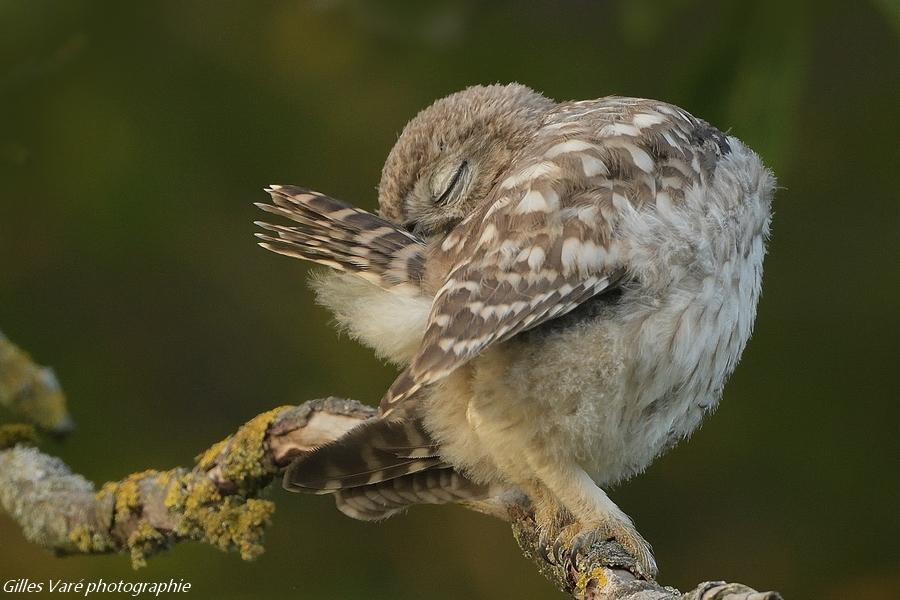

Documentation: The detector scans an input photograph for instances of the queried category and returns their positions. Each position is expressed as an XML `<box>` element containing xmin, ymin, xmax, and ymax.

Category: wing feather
<box><xmin>381</xmin><ymin>181</ymin><xmax>625</xmax><ymax>412</ymax></box>
<box><xmin>255</xmin><ymin>186</ymin><xmax>427</xmax><ymax>293</ymax></box>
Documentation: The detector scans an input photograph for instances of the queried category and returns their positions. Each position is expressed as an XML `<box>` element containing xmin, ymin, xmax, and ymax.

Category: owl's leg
<box><xmin>526</xmin><ymin>457</ymin><xmax>657</xmax><ymax>579</ymax></box>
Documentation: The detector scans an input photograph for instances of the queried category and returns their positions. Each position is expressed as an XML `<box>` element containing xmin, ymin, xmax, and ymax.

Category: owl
<box><xmin>255</xmin><ymin>84</ymin><xmax>774</xmax><ymax>578</ymax></box>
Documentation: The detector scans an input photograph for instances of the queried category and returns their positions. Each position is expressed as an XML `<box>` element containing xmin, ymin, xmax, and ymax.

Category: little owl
<box><xmin>255</xmin><ymin>83</ymin><xmax>774</xmax><ymax>578</ymax></box>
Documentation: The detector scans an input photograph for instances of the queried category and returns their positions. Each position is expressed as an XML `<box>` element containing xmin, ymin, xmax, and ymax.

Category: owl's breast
<box><xmin>312</xmin><ymin>271</ymin><xmax>431</xmax><ymax>366</ymax></box>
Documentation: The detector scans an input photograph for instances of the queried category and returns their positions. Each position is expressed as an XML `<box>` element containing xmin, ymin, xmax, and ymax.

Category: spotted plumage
<box><xmin>257</xmin><ymin>84</ymin><xmax>774</xmax><ymax>578</ymax></box>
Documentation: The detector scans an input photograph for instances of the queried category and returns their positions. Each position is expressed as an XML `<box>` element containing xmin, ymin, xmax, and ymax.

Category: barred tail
<box><xmin>283</xmin><ymin>416</ymin><xmax>444</xmax><ymax>493</ymax></box>
<box><xmin>333</xmin><ymin>468</ymin><xmax>492</xmax><ymax>521</ymax></box>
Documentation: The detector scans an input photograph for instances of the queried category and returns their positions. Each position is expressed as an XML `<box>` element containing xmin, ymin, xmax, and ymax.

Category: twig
<box><xmin>0</xmin><ymin>330</ymin><xmax>73</xmax><ymax>435</ymax></box>
<box><xmin>0</xmin><ymin>332</ymin><xmax>782</xmax><ymax>599</ymax></box>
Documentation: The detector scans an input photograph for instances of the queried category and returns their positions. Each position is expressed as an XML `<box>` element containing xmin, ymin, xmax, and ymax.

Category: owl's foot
<box><xmin>534</xmin><ymin>503</ymin><xmax>574</xmax><ymax>565</ymax></box>
<box><xmin>557</xmin><ymin>519</ymin><xmax>657</xmax><ymax>580</ymax></box>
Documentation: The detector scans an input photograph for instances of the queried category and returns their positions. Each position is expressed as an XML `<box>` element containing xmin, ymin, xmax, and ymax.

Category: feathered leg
<box><xmin>526</xmin><ymin>453</ymin><xmax>658</xmax><ymax>578</ymax></box>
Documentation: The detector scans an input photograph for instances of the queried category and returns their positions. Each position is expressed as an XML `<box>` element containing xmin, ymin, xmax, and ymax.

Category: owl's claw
<box><xmin>567</xmin><ymin>529</ymin><xmax>594</xmax><ymax>566</ymax></box>
<box><xmin>552</xmin><ymin>535</ymin><xmax>569</xmax><ymax>566</ymax></box>
<box><xmin>536</xmin><ymin>528</ymin><xmax>577</xmax><ymax>567</ymax></box>
<box><xmin>537</xmin><ymin>531</ymin><xmax>556</xmax><ymax>565</ymax></box>
<box><xmin>560</xmin><ymin>522</ymin><xmax>658</xmax><ymax>580</ymax></box>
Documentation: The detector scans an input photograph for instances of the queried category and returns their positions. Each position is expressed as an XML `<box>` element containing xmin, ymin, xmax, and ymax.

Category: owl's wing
<box><xmin>381</xmin><ymin>100</ymin><xmax>730</xmax><ymax>413</ymax></box>
<box><xmin>380</xmin><ymin>167</ymin><xmax>626</xmax><ymax>413</ymax></box>
<box><xmin>255</xmin><ymin>185</ymin><xmax>427</xmax><ymax>294</ymax></box>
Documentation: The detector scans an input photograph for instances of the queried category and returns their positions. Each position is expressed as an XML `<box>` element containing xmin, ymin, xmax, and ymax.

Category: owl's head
<box><xmin>378</xmin><ymin>83</ymin><xmax>554</xmax><ymax>238</ymax></box>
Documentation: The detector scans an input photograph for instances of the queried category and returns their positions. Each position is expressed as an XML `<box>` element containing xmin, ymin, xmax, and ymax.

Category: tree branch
<box><xmin>0</xmin><ymin>333</ymin><xmax>782</xmax><ymax>599</ymax></box>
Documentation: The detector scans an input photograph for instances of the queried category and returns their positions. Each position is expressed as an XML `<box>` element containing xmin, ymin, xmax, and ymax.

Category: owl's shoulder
<box><xmin>465</xmin><ymin>96</ymin><xmax>732</xmax><ymax>219</ymax></box>
<box><xmin>545</xmin><ymin>97</ymin><xmax>725</xmax><ymax>142</ymax></box>
<box><xmin>533</xmin><ymin>97</ymin><xmax>730</xmax><ymax>177</ymax></box>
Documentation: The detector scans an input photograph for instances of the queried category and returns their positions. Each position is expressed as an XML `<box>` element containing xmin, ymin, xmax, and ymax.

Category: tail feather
<box><xmin>283</xmin><ymin>417</ymin><xmax>444</xmax><ymax>493</ymax></box>
<box><xmin>255</xmin><ymin>186</ymin><xmax>427</xmax><ymax>292</ymax></box>
<box><xmin>333</xmin><ymin>468</ymin><xmax>492</xmax><ymax>521</ymax></box>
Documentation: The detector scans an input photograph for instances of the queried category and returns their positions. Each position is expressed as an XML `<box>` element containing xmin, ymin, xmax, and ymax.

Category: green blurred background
<box><xmin>2</xmin><ymin>1</ymin><xmax>898</xmax><ymax>598</ymax></box>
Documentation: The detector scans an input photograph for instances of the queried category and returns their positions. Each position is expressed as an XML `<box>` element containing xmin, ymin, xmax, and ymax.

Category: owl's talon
<box><xmin>537</xmin><ymin>531</ymin><xmax>556</xmax><ymax>566</ymax></box>
<box><xmin>557</xmin><ymin>521</ymin><xmax>658</xmax><ymax>580</ymax></box>
<box><xmin>552</xmin><ymin>535</ymin><xmax>569</xmax><ymax>566</ymax></box>
<box><xmin>566</xmin><ymin>529</ymin><xmax>598</xmax><ymax>568</ymax></box>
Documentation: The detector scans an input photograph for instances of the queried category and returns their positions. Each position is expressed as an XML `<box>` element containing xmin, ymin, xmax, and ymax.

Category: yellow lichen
<box><xmin>0</xmin><ymin>423</ymin><xmax>38</xmax><ymax>449</ymax></box>
<box><xmin>68</xmin><ymin>525</ymin><xmax>115</xmax><ymax>554</ymax></box>
<box><xmin>96</xmin><ymin>481</ymin><xmax>118</xmax><ymax>504</ymax></box>
<box><xmin>127</xmin><ymin>520</ymin><xmax>165</xmax><ymax>569</ymax></box>
<box><xmin>196</xmin><ymin>406</ymin><xmax>289</xmax><ymax>491</ymax></box>
<box><xmin>166</xmin><ymin>474</ymin><xmax>275</xmax><ymax>561</ymax></box>
<box><xmin>89</xmin><ymin>471</ymin><xmax>175</xmax><ymax>567</ymax></box>
<box><xmin>112</xmin><ymin>470</ymin><xmax>159</xmax><ymax>523</ymax></box>
<box><xmin>576</xmin><ymin>567</ymin><xmax>608</xmax><ymax>593</ymax></box>
<box><xmin>68</xmin><ymin>525</ymin><xmax>94</xmax><ymax>553</ymax></box>
<box><xmin>154</xmin><ymin>470</ymin><xmax>172</xmax><ymax>490</ymax></box>
<box><xmin>196</xmin><ymin>437</ymin><xmax>229</xmax><ymax>471</ymax></box>
<box><xmin>163</xmin><ymin>472</ymin><xmax>192</xmax><ymax>510</ymax></box>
